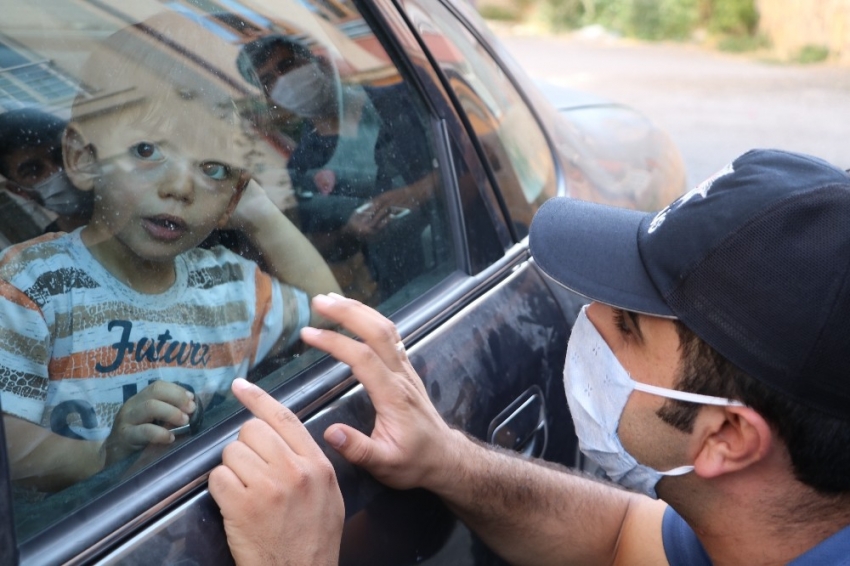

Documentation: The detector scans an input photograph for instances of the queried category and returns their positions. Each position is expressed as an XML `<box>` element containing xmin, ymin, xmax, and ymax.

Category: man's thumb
<box><xmin>324</xmin><ymin>424</ymin><xmax>373</xmax><ymax>466</ymax></box>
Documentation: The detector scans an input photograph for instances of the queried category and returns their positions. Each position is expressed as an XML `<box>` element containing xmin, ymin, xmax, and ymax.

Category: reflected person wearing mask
<box><xmin>0</xmin><ymin>108</ymin><xmax>92</xmax><ymax>248</ymax></box>
<box><xmin>237</xmin><ymin>36</ymin><xmax>438</xmax><ymax>301</ymax></box>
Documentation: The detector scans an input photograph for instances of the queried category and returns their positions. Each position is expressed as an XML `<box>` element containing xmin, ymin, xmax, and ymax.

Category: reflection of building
<box><xmin>1</xmin><ymin>0</ymin><xmax>399</xmax><ymax>115</ymax></box>
<box><xmin>1</xmin><ymin>0</ymin><xmax>404</xmax><ymax>207</ymax></box>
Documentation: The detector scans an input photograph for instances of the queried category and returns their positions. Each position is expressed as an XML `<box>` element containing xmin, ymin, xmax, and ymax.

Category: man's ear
<box><xmin>692</xmin><ymin>406</ymin><xmax>773</xmax><ymax>479</ymax></box>
<box><xmin>62</xmin><ymin>125</ymin><xmax>98</xmax><ymax>191</ymax></box>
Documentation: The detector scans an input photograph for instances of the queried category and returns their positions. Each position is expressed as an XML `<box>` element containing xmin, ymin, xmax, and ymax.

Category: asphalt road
<box><xmin>494</xmin><ymin>27</ymin><xmax>850</xmax><ymax>187</ymax></box>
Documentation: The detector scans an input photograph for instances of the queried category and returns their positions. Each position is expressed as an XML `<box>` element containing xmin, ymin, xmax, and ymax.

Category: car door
<box><xmin>0</xmin><ymin>0</ymin><xmax>580</xmax><ymax>564</ymax></box>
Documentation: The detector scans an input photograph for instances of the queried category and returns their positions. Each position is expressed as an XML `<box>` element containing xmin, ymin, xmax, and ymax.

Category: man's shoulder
<box><xmin>364</xmin><ymin>83</ymin><xmax>418</xmax><ymax>119</ymax></box>
<box><xmin>661</xmin><ymin>506</ymin><xmax>711</xmax><ymax>566</ymax></box>
<box><xmin>364</xmin><ymin>82</ymin><xmax>410</xmax><ymax>103</ymax></box>
<box><xmin>789</xmin><ymin>522</ymin><xmax>850</xmax><ymax>565</ymax></box>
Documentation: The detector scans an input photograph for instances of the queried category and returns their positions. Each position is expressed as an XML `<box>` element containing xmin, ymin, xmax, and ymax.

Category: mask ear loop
<box><xmin>629</xmin><ymin>381</ymin><xmax>744</xmax><ymax>478</ymax></box>
<box><xmin>658</xmin><ymin>464</ymin><xmax>695</xmax><ymax>477</ymax></box>
<box><xmin>631</xmin><ymin>380</ymin><xmax>746</xmax><ymax>407</ymax></box>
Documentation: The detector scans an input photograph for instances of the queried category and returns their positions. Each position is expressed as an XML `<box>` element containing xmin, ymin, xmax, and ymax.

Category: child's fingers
<box><xmin>119</xmin><ymin>422</ymin><xmax>175</xmax><ymax>448</ymax></box>
<box><xmin>121</xmin><ymin>398</ymin><xmax>190</xmax><ymax>428</ymax></box>
<box><xmin>138</xmin><ymin>380</ymin><xmax>196</xmax><ymax>413</ymax></box>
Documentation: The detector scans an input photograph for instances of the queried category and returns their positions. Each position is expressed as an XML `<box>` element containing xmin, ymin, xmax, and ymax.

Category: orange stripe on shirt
<box><xmin>48</xmin><ymin>337</ymin><xmax>254</xmax><ymax>379</ymax></box>
<box><xmin>0</xmin><ymin>232</ymin><xmax>64</xmax><ymax>268</ymax></box>
<box><xmin>249</xmin><ymin>267</ymin><xmax>274</xmax><ymax>367</ymax></box>
<box><xmin>0</xmin><ymin>279</ymin><xmax>40</xmax><ymax>312</ymax></box>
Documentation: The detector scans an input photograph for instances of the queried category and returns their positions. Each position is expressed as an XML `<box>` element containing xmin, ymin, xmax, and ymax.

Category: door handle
<box><xmin>487</xmin><ymin>386</ymin><xmax>548</xmax><ymax>458</ymax></box>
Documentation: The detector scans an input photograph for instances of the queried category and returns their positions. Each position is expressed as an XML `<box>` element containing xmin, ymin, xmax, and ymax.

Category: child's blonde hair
<box><xmin>70</xmin><ymin>12</ymin><xmax>253</xmax><ymax>170</ymax></box>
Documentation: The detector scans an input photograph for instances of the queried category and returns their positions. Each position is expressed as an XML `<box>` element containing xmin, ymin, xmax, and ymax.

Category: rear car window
<box><xmin>0</xmin><ymin>0</ymin><xmax>455</xmax><ymax>540</ymax></box>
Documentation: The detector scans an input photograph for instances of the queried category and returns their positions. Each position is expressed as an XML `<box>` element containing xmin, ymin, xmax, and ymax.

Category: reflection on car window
<box><xmin>236</xmin><ymin>33</ymin><xmax>443</xmax><ymax>302</ymax></box>
<box><xmin>0</xmin><ymin>0</ymin><xmax>453</xmax><ymax>540</ymax></box>
<box><xmin>406</xmin><ymin>0</ymin><xmax>556</xmax><ymax>237</ymax></box>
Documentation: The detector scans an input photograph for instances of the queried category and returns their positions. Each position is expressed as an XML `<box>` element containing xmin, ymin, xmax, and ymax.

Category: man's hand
<box><xmin>342</xmin><ymin>202</ymin><xmax>391</xmax><ymax>240</ymax></box>
<box><xmin>209</xmin><ymin>378</ymin><xmax>344</xmax><ymax>566</ymax></box>
<box><xmin>366</xmin><ymin>171</ymin><xmax>437</xmax><ymax>221</ymax></box>
<box><xmin>300</xmin><ymin>293</ymin><xmax>461</xmax><ymax>492</ymax></box>
<box><xmin>103</xmin><ymin>381</ymin><xmax>196</xmax><ymax>464</ymax></box>
<box><xmin>313</xmin><ymin>169</ymin><xmax>336</xmax><ymax>195</ymax></box>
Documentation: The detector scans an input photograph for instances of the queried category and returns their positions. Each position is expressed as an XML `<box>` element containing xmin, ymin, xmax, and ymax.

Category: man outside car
<box><xmin>210</xmin><ymin>148</ymin><xmax>850</xmax><ymax>565</ymax></box>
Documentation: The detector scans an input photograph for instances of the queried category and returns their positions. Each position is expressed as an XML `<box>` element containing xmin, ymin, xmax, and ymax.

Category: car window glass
<box><xmin>0</xmin><ymin>0</ymin><xmax>454</xmax><ymax>540</ymax></box>
<box><xmin>405</xmin><ymin>0</ymin><xmax>556</xmax><ymax>238</ymax></box>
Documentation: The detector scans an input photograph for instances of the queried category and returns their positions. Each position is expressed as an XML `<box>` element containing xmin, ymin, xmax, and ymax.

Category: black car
<box><xmin>0</xmin><ymin>0</ymin><xmax>684</xmax><ymax>563</ymax></box>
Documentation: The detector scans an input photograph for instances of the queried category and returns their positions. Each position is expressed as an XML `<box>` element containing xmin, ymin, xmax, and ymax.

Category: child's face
<box><xmin>71</xmin><ymin>113</ymin><xmax>246</xmax><ymax>265</ymax></box>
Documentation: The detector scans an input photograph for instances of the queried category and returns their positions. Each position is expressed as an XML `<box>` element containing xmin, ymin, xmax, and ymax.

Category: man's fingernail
<box><xmin>301</xmin><ymin>327</ymin><xmax>321</xmax><ymax>339</ymax></box>
<box><xmin>313</xmin><ymin>294</ymin><xmax>334</xmax><ymax>307</ymax></box>
<box><xmin>187</xmin><ymin>401</ymin><xmax>197</xmax><ymax>414</ymax></box>
<box><xmin>327</xmin><ymin>429</ymin><xmax>346</xmax><ymax>448</ymax></box>
<box><xmin>232</xmin><ymin>377</ymin><xmax>250</xmax><ymax>391</ymax></box>
<box><xmin>328</xmin><ymin>292</ymin><xmax>345</xmax><ymax>300</ymax></box>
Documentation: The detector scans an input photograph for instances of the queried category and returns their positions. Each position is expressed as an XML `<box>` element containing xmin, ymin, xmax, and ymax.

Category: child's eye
<box><xmin>130</xmin><ymin>142</ymin><xmax>164</xmax><ymax>161</ymax></box>
<box><xmin>199</xmin><ymin>162</ymin><xmax>231</xmax><ymax>181</ymax></box>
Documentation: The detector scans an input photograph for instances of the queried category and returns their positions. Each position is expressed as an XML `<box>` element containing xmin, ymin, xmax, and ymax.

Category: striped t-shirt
<box><xmin>0</xmin><ymin>229</ymin><xmax>309</xmax><ymax>440</ymax></box>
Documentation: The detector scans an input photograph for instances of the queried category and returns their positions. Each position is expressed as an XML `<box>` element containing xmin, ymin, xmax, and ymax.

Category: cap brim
<box><xmin>529</xmin><ymin>198</ymin><xmax>674</xmax><ymax>318</ymax></box>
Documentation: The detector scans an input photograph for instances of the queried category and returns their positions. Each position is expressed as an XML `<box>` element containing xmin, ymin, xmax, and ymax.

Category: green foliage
<box><xmin>590</xmin><ymin>0</ymin><xmax>700</xmax><ymax>40</ymax></box>
<box><xmin>794</xmin><ymin>44</ymin><xmax>830</xmax><ymax>64</ymax></box>
<box><xmin>708</xmin><ymin>0</ymin><xmax>758</xmax><ymax>36</ymax></box>
<box><xmin>479</xmin><ymin>4</ymin><xmax>523</xmax><ymax>21</ymax></box>
<box><xmin>539</xmin><ymin>0</ymin><xmax>585</xmax><ymax>30</ymax></box>
<box><xmin>523</xmin><ymin>0</ymin><xmax>760</xmax><ymax>42</ymax></box>
<box><xmin>717</xmin><ymin>32</ymin><xmax>769</xmax><ymax>52</ymax></box>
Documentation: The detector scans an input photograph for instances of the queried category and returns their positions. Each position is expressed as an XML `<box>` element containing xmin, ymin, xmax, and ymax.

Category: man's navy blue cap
<box><xmin>530</xmin><ymin>149</ymin><xmax>850</xmax><ymax>420</ymax></box>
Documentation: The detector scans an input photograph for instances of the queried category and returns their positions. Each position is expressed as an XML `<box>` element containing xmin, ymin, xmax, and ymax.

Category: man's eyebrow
<box><xmin>627</xmin><ymin>310</ymin><xmax>644</xmax><ymax>340</ymax></box>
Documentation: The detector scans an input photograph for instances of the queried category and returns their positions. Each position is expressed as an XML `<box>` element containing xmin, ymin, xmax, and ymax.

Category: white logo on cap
<box><xmin>648</xmin><ymin>162</ymin><xmax>734</xmax><ymax>234</ymax></box>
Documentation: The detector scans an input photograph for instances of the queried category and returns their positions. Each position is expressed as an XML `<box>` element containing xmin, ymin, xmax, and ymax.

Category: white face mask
<box><xmin>29</xmin><ymin>172</ymin><xmax>92</xmax><ymax>216</ymax></box>
<box><xmin>269</xmin><ymin>61</ymin><xmax>337</xmax><ymax>118</ymax></box>
<box><xmin>564</xmin><ymin>306</ymin><xmax>743</xmax><ymax>499</ymax></box>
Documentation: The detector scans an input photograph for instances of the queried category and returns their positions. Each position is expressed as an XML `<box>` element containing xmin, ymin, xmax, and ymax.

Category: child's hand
<box><xmin>103</xmin><ymin>381</ymin><xmax>197</xmax><ymax>465</ymax></box>
<box><xmin>225</xmin><ymin>179</ymin><xmax>278</xmax><ymax>233</ymax></box>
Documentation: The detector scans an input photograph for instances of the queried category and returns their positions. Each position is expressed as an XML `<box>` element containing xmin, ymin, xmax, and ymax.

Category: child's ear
<box><xmin>63</xmin><ymin>125</ymin><xmax>98</xmax><ymax>191</ymax></box>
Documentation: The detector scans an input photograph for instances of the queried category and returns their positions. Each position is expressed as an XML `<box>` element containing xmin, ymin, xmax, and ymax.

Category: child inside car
<box><xmin>0</xmin><ymin>14</ymin><xmax>341</xmax><ymax>492</ymax></box>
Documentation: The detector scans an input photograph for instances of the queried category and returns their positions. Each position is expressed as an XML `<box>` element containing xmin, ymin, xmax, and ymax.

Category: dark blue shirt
<box><xmin>662</xmin><ymin>506</ymin><xmax>850</xmax><ymax>565</ymax></box>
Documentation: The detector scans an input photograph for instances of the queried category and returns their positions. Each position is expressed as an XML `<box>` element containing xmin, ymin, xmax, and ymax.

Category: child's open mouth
<box><xmin>143</xmin><ymin>214</ymin><xmax>188</xmax><ymax>241</ymax></box>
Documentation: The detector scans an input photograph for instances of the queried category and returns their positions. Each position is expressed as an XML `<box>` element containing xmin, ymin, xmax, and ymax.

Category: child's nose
<box><xmin>159</xmin><ymin>160</ymin><xmax>195</xmax><ymax>202</ymax></box>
